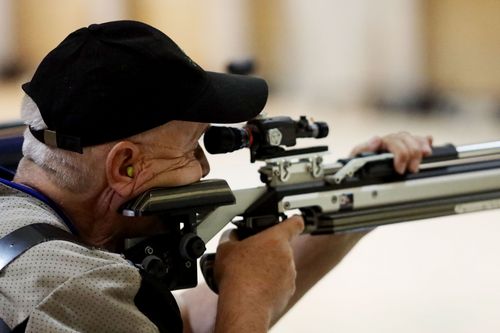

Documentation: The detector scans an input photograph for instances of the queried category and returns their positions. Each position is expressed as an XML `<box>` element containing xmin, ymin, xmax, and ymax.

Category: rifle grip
<box><xmin>200</xmin><ymin>253</ymin><xmax>219</xmax><ymax>294</ymax></box>
<box><xmin>199</xmin><ymin>227</ymin><xmax>264</xmax><ymax>294</ymax></box>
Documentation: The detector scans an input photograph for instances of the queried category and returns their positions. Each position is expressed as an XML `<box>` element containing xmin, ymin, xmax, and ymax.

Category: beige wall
<box><xmin>14</xmin><ymin>0</ymin><xmax>127</xmax><ymax>70</ymax></box>
<box><xmin>129</xmin><ymin>0</ymin><xmax>207</xmax><ymax>65</ymax></box>
<box><xmin>425</xmin><ymin>0</ymin><xmax>500</xmax><ymax>96</ymax></box>
<box><xmin>114</xmin><ymin>1</ymin><xmax>291</xmax><ymax>80</ymax></box>
<box><xmin>0</xmin><ymin>0</ymin><xmax>16</xmax><ymax>65</ymax></box>
<box><xmin>10</xmin><ymin>1</ymin><xmax>500</xmax><ymax>100</ymax></box>
<box><xmin>14</xmin><ymin>0</ymin><xmax>251</xmax><ymax>73</ymax></box>
<box><xmin>247</xmin><ymin>0</ymin><xmax>296</xmax><ymax>86</ymax></box>
<box><xmin>130</xmin><ymin>0</ymin><xmax>252</xmax><ymax>72</ymax></box>
<box><xmin>249</xmin><ymin>0</ymin><xmax>426</xmax><ymax>105</ymax></box>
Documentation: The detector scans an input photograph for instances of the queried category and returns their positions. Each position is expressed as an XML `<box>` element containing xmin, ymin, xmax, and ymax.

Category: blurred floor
<box><xmin>2</xmin><ymin>80</ymin><xmax>500</xmax><ymax>332</ymax></box>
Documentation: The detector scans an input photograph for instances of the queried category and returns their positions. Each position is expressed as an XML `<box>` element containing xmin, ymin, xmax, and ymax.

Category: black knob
<box><xmin>179</xmin><ymin>233</ymin><xmax>207</xmax><ymax>260</ymax></box>
<box><xmin>226</xmin><ymin>59</ymin><xmax>255</xmax><ymax>75</ymax></box>
<box><xmin>141</xmin><ymin>255</ymin><xmax>168</xmax><ymax>278</ymax></box>
<box><xmin>315</xmin><ymin>121</ymin><xmax>329</xmax><ymax>138</ymax></box>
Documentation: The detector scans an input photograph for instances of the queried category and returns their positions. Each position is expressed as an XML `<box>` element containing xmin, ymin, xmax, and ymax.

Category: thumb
<box><xmin>218</xmin><ymin>228</ymin><xmax>239</xmax><ymax>245</ymax></box>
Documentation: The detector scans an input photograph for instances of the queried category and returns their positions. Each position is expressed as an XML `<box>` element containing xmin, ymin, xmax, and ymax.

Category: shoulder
<box><xmin>0</xmin><ymin>181</ymin><xmax>72</xmax><ymax>236</ymax></box>
<box><xmin>0</xmin><ymin>184</ymin><xmax>142</xmax><ymax>328</ymax></box>
<box><xmin>0</xmin><ymin>238</ymin><xmax>140</xmax><ymax>329</ymax></box>
<box><xmin>0</xmin><ymin>182</ymin><xmax>174</xmax><ymax>332</ymax></box>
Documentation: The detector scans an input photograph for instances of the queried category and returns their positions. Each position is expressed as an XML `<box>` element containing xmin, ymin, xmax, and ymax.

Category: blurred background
<box><xmin>1</xmin><ymin>1</ymin><xmax>499</xmax><ymax>332</ymax></box>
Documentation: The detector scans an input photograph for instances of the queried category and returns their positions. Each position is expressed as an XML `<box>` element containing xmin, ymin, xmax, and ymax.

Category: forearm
<box><xmin>180</xmin><ymin>232</ymin><xmax>368</xmax><ymax>331</ymax></box>
<box><xmin>215</xmin><ymin>286</ymin><xmax>271</xmax><ymax>333</ymax></box>
<box><xmin>284</xmin><ymin>231</ymin><xmax>368</xmax><ymax>314</ymax></box>
<box><xmin>179</xmin><ymin>282</ymin><xmax>272</xmax><ymax>333</ymax></box>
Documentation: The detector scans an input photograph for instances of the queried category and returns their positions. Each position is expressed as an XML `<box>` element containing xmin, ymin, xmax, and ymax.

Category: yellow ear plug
<box><xmin>126</xmin><ymin>166</ymin><xmax>134</xmax><ymax>178</ymax></box>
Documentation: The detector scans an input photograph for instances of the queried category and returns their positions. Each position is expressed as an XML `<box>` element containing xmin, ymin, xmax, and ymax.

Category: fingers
<box><xmin>349</xmin><ymin>136</ymin><xmax>382</xmax><ymax>157</ymax></box>
<box><xmin>384</xmin><ymin>132</ymin><xmax>419</xmax><ymax>174</ymax></box>
<box><xmin>213</xmin><ymin>216</ymin><xmax>304</xmax><ymax>319</ymax></box>
<box><xmin>427</xmin><ymin>135</ymin><xmax>434</xmax><ymax>146</ymax></box>
<box><xmin>247</xmin><ymin>215</ymin><xmax>304</xmax><ymax>243</ymax></box>
<box><xmin>381</xmin><ymin>134</ymin><xmax>412</xmax><ymax>174</ymax></box>
<box><xmin>384</xmin><ymin>132</ymin><xmax>433</xmax><ymax>174</ymax></box>
<box><xmin>352</xmin><ymin>132</ymin><xmax>433</xmax><ymax>175</ymax></box>
<box><xmin>219</xmin><ymin>216</ymin><xmax>304</xmax><ymax>246</ymax></box>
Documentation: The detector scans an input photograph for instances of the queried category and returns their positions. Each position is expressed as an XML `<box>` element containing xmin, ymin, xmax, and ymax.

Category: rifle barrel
<box><xmin>457</xmin><ymin>141</ymin><xmax>500</xmax><ymax>159</ymax></box>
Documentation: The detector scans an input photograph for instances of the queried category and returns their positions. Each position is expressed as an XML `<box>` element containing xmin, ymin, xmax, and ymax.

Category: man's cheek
<box><xmin>195</xmin><ymin>147</ymin><xmax>210</xmax><ymax>177</ymax></box>
<box><xmin>164</xmin><ymin>163</ymin><xmax>204</xmax><ymax>187</ymax></box>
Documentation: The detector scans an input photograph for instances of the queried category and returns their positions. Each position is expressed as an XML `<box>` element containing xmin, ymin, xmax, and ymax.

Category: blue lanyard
<box><xmin>0</xmin><ymin>178</ymin><xmax>79</xmax><ymax>235</ymax></box>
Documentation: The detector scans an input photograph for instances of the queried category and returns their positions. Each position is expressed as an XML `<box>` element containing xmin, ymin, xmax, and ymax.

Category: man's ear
<box><xmin>105</xmin><ymin>141</ymin><xmax>141</xmax><ymax>198</ymax></box>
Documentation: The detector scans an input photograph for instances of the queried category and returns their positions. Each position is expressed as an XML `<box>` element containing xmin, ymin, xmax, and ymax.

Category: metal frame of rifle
<box><xmin>196</xmin><ymin>141</ymin><xmax>500</xmax><ymax>240</ymax></box>
<box><xmin>121</xmin><ymin>140</ymin><xmax>500</xmax><ymax>290</ymax></box>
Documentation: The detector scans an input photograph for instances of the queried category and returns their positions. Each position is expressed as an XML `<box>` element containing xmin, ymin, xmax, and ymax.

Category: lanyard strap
<box><xmin>0</xmin><ymin>223</ymin><xmax>78</xmax><ymax>273</ymax></box>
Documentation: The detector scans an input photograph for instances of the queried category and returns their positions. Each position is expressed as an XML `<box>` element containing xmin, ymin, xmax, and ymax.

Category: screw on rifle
<box><xmin>145</xmin><ymin>246</ymin><xmax>154</xmax><ymax>255</ymax></box>
<box><xmin>372</xmin><ymin>190</ymin><xmax>378</xmax><ymax>198</ymax></box>
<box><xmin>331</xmin><ymin>195</ymin><xmax>338</xmax><ymax>204</ymax></box>
<box><xmin>185</xmin><ymin>261</ymin><xmax>192</xmax><ymax>268</ymax></box>
<box><xmin>283</xmin><ymin>201</ymin><xmax>291</xmax><ymax>209</ymax></box>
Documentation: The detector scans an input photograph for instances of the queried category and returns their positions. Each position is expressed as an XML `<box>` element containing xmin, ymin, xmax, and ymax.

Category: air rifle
<box><xmin>121</xmin><ymin>115</ymin><xmax>500</xmax><ymax>291</ymax></box>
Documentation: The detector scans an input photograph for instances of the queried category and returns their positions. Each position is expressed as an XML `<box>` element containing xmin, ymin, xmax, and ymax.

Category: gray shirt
<box><xmin>0</xmin><ymin>181</ymin><xmax>160</xmax><ymax>332</ymax></box>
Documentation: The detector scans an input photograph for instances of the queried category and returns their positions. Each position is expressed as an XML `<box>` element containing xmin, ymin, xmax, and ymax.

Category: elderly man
<box><xmin>0</xmin><ymin>21</ymin><xmax>432</xmax><ymax>332</ymax></box>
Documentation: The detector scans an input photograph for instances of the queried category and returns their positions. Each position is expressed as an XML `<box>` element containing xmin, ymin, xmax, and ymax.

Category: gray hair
<box><xmin>19</xmin><ymin>95</ymin><xmax>108</xmax><ymax>192</ymax></box>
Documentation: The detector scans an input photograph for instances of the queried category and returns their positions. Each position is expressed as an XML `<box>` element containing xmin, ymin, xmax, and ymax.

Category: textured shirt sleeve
<box><xmin>26</xmin><ymin>263</ymin><xmax>159</xmax><ymax>333</ymax></box>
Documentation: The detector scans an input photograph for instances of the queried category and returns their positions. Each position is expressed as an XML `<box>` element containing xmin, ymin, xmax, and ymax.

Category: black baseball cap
<box><xmin>22</xmin><ymin>20</ymin><xmax>268</xmax><ymax>153</ymax></box>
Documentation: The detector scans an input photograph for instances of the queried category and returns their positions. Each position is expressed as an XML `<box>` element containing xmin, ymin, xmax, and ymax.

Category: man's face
<box><xmin>114</xmin><ymin>120</ymin><xmax>211</xmax><ymax>240</ymax></box>
<box><xmin>132</xmin><ymin>120</ymin><xmax>210</xmax><ymax>193</ymax></box>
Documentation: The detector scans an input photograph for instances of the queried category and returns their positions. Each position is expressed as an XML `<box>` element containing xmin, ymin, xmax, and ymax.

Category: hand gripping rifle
<box><xmin>121</xmin><ymin>116</ymin><xmax>500</xmax><ymax>291</ymax></box>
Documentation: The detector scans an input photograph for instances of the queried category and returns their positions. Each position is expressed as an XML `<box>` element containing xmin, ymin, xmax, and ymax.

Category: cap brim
<box><xmin>181</xmin><ymin>72</ymin><xmax>268</xmax><ymax>124</ymax></box>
